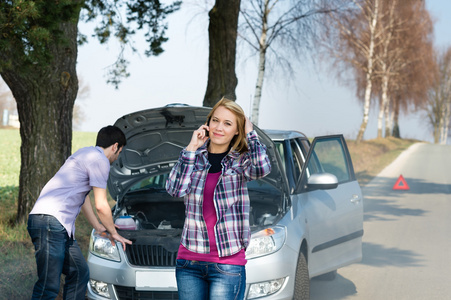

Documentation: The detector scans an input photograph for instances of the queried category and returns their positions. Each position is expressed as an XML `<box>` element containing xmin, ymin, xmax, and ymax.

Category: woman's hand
<box><xmin>186</xmin><ymin>125</ymin><xmax>209</xmax><ymax>152</ymax></box>
<box><xmin>245</xmin><ymin>115</ymin><xmax>253</xmax><ymax>134</ymax></box>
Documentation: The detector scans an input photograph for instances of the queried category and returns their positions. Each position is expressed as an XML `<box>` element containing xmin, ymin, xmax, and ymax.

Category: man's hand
<box><xmin>92</xmin><ymin>187</ymin><xmax>132</xmax><ymax>250</ymax></box>
<box><xmin>94</xmin><ymin>224</ymin><xmax>107</xmax><ymax>233</ymax></box>
<box><xmin>109</xmin><ymin>232</ymin><xmax>132</xmax><ymax>251</ymax></box>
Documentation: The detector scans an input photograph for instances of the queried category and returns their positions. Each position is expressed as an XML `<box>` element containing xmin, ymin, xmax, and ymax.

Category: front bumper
<box><xmin>87</xmin><ymin>242</ymin><xmax>299</xmax><ymax>300</ymax></box>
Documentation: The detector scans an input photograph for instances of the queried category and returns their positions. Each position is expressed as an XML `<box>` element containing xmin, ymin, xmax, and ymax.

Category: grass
<box><xmin>0</xmin><ymin>128</ymin><xmax>420</xmax><ymax>299</ymax></box>
<box><xmin>347</xmin><ymin>136</ymin><xmax>420</xmax><ymax>185</ymax></box>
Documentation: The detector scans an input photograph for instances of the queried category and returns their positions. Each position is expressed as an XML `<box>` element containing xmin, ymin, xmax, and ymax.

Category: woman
<box><xmin>166</xmin><ymin>98</ymin><xmax>271</xmax><ymax>300</ymax></box>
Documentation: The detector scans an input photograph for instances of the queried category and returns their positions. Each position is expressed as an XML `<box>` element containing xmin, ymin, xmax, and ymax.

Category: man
<box><xmin>27</xmin><ymin>125</ymin><xmax>132</xmax><ymax>299</ymax></box>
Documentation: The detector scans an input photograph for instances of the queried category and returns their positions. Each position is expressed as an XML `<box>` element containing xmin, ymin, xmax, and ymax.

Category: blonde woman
<box><xmin>166</xmin><ymin>98</ymin><xmax>271</xmax><ymax>300</ymax></box>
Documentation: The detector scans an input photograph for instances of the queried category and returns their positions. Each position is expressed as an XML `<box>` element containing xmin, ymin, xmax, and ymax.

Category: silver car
<box><xmin>87</xmin><ymin>104</ymin><xmax>363</xmax><ymax>300</ymax></box>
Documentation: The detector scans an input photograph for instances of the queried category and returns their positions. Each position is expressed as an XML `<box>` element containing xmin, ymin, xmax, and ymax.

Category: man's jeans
<box><xmin>176</xmin><ymin>259</ymin><xmax>246</xmax><ymax>300</ymax></box>
<box><xmin>27</xmin><ymin>214</ymin><xmax>89</xmax><ymax>300</ymax></box>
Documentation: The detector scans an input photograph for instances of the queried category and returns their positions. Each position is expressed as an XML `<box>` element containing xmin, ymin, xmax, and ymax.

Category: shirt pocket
<box><xmin>223</xmin><ymin>165</ymin><xmax>244</xmax><ymax>176</ymax></box>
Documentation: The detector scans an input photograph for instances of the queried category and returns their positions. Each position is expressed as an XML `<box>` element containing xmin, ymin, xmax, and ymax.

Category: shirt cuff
<box><xmin>246</xmin><ymin>130</ymin><xmax>258</xmax><ymax>140</ymax></box>
<box><xmin>181</xmin><ymin>148</ymin><xmax>196</xmax><ymax>162</ymax></box>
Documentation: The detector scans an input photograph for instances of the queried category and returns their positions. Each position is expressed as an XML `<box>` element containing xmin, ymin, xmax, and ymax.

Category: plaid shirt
<box><xmin>166</xmin><ymin>130</ymin><xmax>271</xmax><ymax>257</ymax></box>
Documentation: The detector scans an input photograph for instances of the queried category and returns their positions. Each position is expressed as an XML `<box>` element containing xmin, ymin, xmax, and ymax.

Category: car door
<box><xmin>296</xmin><ymin>135</ymin><xmax>363</xmax><ymax>277</ymax></box>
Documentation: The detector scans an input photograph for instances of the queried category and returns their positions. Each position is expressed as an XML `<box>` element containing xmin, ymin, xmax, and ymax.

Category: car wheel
<box><xmin>293</xmin><ymin>250</ymin><xmax>309</xmax><ymax>300</ymax></box>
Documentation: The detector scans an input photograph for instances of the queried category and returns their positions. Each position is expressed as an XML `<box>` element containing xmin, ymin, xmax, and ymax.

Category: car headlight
<box><xmin>246</xmin><ymin>226</ymin><xmax>286</xmax><ymax>259</ymax></box>
<box><xmin>247</xmin><ymin>278</ymin><xmax>286</xmax><ymax>299</ymax></box>
<box><xmin>89</xmin><ymin>230</ymin><xmax>120</xmax><ymax>262</ymax></box>
<box><xmin>89</xmin><ymin>279</ymin><xmax>111</xmax><ymax>298</ymax></box>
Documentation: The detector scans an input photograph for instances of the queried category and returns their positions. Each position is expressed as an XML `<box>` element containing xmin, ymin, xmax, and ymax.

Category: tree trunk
<box><xmin>381</xmin><ymin>74</ymin><xmax>391</xmax><ymax>138</ymax></box>
<box><xmin>380</xmin><ymin>0</ymin><xmax>396</xmax><ymax>138</ymax></box>
<box><xmin>392</xmin><ymin>96</ymin><xmax>401</xmax><ymax>138</ymax></box>
<box><xmin>203</xmin><ymin>0</ymin><xmax>241</xmax><ymax>107</ymax></box>
<box><xmin>377</xmin><ymin>74</ymin><xmax>389</xmax><ymax>139</ymax></box>
<box><xmin>251</xmin><ymin>47</ymin><xmax>266</xmax><ymax>126</ymax></box>
<box><xmin>1</xmin><ymin>15</ymin><xmax>80</xmax><ymax>224</ymax></box>
<box><xmin>384</xmin><ymin>99</ymin><xmax>392</xmax><ymax>137</ymax></box>
<box><xmin>251</xmin><ymin>0</ymin><xmax>269</xmax><ymax>126</ymax></box>
<box><xmin>377</xmin><ymin>101</ymin><xmax>384</xmax><ymax>138</ymax></box>
<box><xmin>356</xmin><ymin>0</ymin><xmax>379</xmax><ymax>144</ymax></box>
<box><xmin>434</xmin><ymin>123</ymin><xmax>440</xmax><ymax>143</ymax></box>
<box><xmin>440</xmin><ymin>99</ymin><xmax>451</xmax><ymax>144</ymax></box>
<box><xmin>356</xmin><ymin>79</ymin><xmax>372</xmax><ymax>143</ymax></box>
<box><xmin>392</xmin><ymin>122</ymin><xmax>400</xmax><ymax>139</ymax></box>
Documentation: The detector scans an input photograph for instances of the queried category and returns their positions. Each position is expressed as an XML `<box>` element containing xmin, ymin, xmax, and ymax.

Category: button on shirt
<box><xmin>30</xmin><ymin>146</ymin><xmax>110</xmax><ymax>238</ymax></box>
<box><xmin>166</xmin><ymin>130</ymin><xmax>271</xmax><ymax>257</ymax></box>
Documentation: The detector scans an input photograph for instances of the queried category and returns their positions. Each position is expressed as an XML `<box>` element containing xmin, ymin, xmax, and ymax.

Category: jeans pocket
<box><xmin>215</xmin><ymin>263</ymin><xmax>244</xmax><ymax>276</ymax></box>
<box><xmin>176</xmin><ymin>259</ymin><xmax>190</xmax><ymax>269</ymax></box>
<box><xmin>47</xmin><ymin>216</ymin><xmax>65</xmax><ymax>232</ymax></box>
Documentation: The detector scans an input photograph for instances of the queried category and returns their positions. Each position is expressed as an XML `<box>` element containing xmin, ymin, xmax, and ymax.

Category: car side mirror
<box><xmin>307</xmin><ymin>173</ymin><xmax>338</xmax><ymax>191</ymax></box>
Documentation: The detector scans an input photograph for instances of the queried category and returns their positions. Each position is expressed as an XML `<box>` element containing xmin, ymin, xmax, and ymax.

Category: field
<box><xmin>0</xmin><ymin>128</ymin><xmax>418</xmax><ymax>299</ymax></box>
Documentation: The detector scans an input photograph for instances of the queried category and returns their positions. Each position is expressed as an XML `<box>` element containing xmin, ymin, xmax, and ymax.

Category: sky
<box><xmin>75</xmin><ymin>0</ymin><xmax>451</xmax><ymax>143</ymax></box>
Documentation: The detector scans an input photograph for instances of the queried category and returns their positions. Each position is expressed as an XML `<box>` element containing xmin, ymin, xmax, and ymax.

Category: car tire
<box><xmin>293</xmin><ymin>250</ymin><xmax>309</xmax><ymax>300</ymax></box>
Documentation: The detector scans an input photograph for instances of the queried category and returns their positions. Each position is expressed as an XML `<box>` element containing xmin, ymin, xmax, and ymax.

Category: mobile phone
<box><xmin>205</xmin><ymin>117</ymin><xmax>211</xmax><ymax>136</ymax></box>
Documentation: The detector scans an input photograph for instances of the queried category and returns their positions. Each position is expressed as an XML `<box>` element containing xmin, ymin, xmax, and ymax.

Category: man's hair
<box><xmin>96</xmin><ymin>125</ymin><xmax>127</xmax><ymax>149</ymax></box>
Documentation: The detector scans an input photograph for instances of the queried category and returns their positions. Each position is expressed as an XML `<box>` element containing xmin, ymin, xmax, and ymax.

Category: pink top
<box><xmin>177</xmin><ymin>172</ymin><xmax>247</xmax><ymax>265</ymax></box>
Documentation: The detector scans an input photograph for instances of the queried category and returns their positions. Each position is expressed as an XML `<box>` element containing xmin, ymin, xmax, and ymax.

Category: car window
<box><xmin>273</xmin><ymin>141</ymin><xmax>286</xmax><ymax>175</ymax></box>
<box><xmin>290</xmin><ymin>139</ymin><xmax>303</xmax><ymax>180</ymax></box>
<box><xmin>275</xmin><ymin>139</ymin><xmax>307</xmax><ymax>193</ymax></box>
<box><xmin>275</xmin><ymin>140</ymin><xmax>297</xmax><ymax>192</ymax></box>
<box><xmin>306</xmin><ymin>137</ymin><xmax>350</xmax><ymax>183</ymax></box>
<box><xmin>298</xmin><ymin>138</ymin><xmax>310</xmax><ymax>157</ymax></box>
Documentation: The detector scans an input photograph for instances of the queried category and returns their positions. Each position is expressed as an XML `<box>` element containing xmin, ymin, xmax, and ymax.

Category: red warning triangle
<box><xmin>393</xmin><ymin>175</ymin><xmax>409</xmax><ymax>190</ymax></box>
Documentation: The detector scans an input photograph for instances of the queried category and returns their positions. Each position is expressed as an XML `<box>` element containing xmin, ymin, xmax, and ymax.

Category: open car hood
<box><xmin>108</xmin><ymin>104</ymin><xmax>288</xmax><ymax>201</ymax></box>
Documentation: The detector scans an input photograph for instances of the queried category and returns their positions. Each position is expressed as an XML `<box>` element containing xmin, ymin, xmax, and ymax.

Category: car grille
<box><xmin>115</xmin><ymin>285</ymin><xmax>178</xmax><ymax>300</ymax></box>
<box><xmin>126</xmin><ymin>244</ymin><xmax>178</xmax><ymax>267</ymax></box>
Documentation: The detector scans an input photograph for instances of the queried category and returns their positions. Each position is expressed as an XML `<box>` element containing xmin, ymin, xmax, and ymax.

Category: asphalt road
<box><xmin>310</xmin><ymin>143</ymin><xmax>451</xmax><ymax>300</ymax></box>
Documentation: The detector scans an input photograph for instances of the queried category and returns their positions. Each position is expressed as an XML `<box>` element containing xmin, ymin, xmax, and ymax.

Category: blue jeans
<box><xmin>176</xmin><ymin>259</ymin><xmax>246</xmax><ymax>300</ymax></box>
<box><xmin>27</xmin><ymin>214</ymin><xmax>89</xmax><ymax>300</ymax></box>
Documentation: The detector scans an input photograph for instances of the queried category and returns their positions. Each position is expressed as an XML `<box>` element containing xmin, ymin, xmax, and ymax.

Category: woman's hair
<box><xmin>207</xmin><ymin>97</ymin><xmax>249</xmax><ymax>154</ymax></box>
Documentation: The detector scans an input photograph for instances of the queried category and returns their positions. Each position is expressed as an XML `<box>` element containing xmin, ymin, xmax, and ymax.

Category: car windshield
<box><xmin>128</xmin><ymin>173</ymin><xmax>169</xmax><ymax>192</ymax></box>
